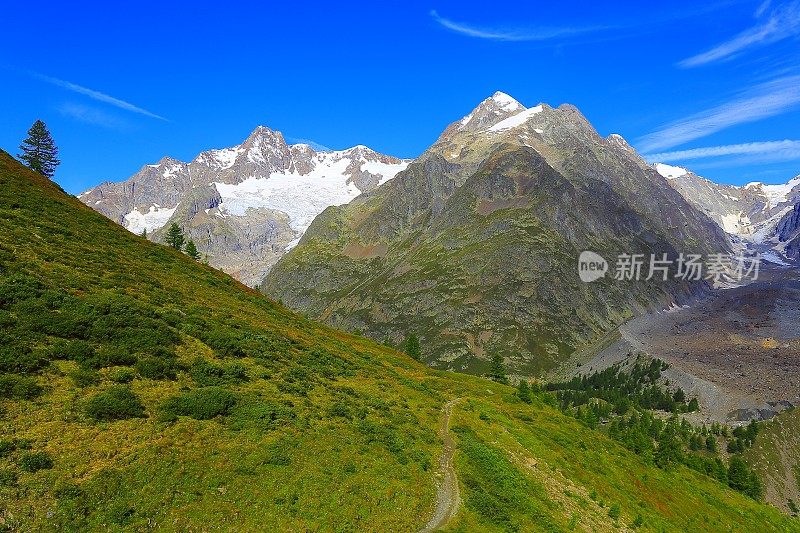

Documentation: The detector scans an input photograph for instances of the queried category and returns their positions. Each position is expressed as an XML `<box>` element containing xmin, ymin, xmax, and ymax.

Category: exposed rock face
<box><xmin>663</xmin><ymin>167</ymin><xmax>800</xmax><ymax>259</ymax></box>
<box><xmin>79</xmin><ymin>127</ymin><xmax>410</xmax><ymax>286</ymax></box>
<box><xmin>263</xmin><ymin>92</ymin><xmax>729</xmax><ymax>375</ymax></box>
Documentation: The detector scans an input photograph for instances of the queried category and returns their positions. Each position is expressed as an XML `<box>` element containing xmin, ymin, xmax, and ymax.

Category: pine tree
<box><xmin>140</xmin><ymin>228</ymin><xmax>147</xmax><ymax>239</ymax></box>
<box><xmin>185</xmin><ymin>240</ymin><xmax>200</xmax><ymax>260</ymax></box>
<box><xmin>404</xmin><ymin>333</ymin><xmax>421</xmax><ymax>360</ymax></box>
<box><xmin>517</xmin><ymin>380</ymin><xmax>532</xmax><ymax>403</ymax></box>
<box><xmin>489</xmin><ymin>354</ymin><xmax>508</xmax><ymax>385</ymax></box>
<box><xmin>18</xmin><ymin>120</ymin><xmax>61</xmax><ymax>178</ymax></box>
<box><xmin>165</xmin><ymin>223</ymin><xmax>185</xmax><ymax>251</ymax></box>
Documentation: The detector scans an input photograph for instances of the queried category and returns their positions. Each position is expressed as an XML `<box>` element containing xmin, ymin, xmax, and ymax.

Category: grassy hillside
<box><xmin>744</xmin><ymin>408</ymin><xmax>800</xmax><ymax>515</ymax></box>
<box><xmin>0</xmin><ymin>150</ymin><xmax>794</xmax><ymax>531</ymax></box>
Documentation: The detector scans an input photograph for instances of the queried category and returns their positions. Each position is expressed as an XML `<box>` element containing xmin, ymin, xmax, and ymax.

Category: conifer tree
<box><xmin>18</xmin><ymin>120</ymin><xmax>60</xmax><ymax>178</ymax></box>
<box><xmin>404</xmin><ymin>333</ymin><xmax>421</xmax><ymax>360</ymax></box>
<box><xmin>165</xmin><ymin>223</ymin><xmax>185</xmax><ymax>251</ymax></box>
<box><xmin>185</xmin><ymin>240</ymin><xmax>200</xmax><ymax>260</ymax></box>
<box><xmin>489</xmin><ymin>354</ymin><xmax>508</xmax><ymax>385</ymax></box>
<box><xmin>517</xmin><ymin>380</ymin><xmax>532</xmax><ymax>403</ymax></box>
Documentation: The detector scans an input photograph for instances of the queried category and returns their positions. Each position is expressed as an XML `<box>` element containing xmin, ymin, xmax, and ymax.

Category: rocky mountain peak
<box><xmin>79</xmin><ymin>125</ymin><xmax>409</xmax><ymax>286</ymax></box>
<box><xmin>441</xmin><ymin>91</ymin><xmax>530</xmax><ymax>137</ymax></box>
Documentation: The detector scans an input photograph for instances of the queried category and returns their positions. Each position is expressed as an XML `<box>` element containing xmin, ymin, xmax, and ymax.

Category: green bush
<box><xmin>70</xmin><ymin>367</ymin><xmax>101</xmax><ymax>387</ymax></box>
<box><xmin>0</xmin><ymin>467</ymin><xmax>17</xmax><ymax>486</ymax></box>
<box><xmin>85</xmin><ymin>386</ymin><xmax>146</xmax><ymax>421</ymax></box>
<box><xmin>0</xmin><ymin>439</ymin><xmax>16</xmax><ymax>457</ymax></box>
<box><xmin>109</xmin><ymin>367</ymin><xmax>136</xmax><ymax>384</ymax></box>
<box><xmin>135</xmin><ymin>355</ymin><xmax>177</xmax><ymax>380</ymax></box>
<box><xmin>0</xmin><ymin>344</ymin><xmax>49</xmax><ymax>374</ymax></box>
<box><xmin>49</xmin><ymin>339</ymin><xmax>96</xmax><ymax>363</ymax></box>
<box><xmin>0</xmin><ymin>373</ymin><xmax>43</xmax><ymax>399</ymax></box>
<box><xmin>160</xmin><ymin>387</ymin><xmax>237</xmax><ymax>421</ymax></box>
<box><xmin>87</xmin><ymin>346</ymin><xmax>137</xmax><ymax>369</ymax></box>
<box><xmin>608</xmin><ymin>503</ymin><xmax>621</xmax><ymax>520</ymax></box>
<box><xmin>189</xmin><ymin>357</ymin><xmax>247</xmax><ymax>386</ymax></box>
<box><xmin>19</xmin><ymin>451</ymin><xmax>54</xmax><ymax>472</ymax></box>
<box><xmin>227</xmin><ymin>397</ymin><xmax>294</xmax><ymax>431</ymax></box>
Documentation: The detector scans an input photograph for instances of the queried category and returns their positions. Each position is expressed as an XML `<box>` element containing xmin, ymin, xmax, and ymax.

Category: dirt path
<box><xmin>419</xmin><ymin>399</ymin><xmax>461</xmax><ymax>532</ymax></box>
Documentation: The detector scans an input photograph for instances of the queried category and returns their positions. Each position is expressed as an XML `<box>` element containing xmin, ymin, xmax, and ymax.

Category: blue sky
<box><xmin>1</xmin><ymin>0</ymin><xmax>799</xmax><ymax>193</ymax></box>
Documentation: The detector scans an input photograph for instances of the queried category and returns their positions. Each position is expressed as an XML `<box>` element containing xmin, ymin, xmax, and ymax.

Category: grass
<box><xmin>0</xmin><ymin>150</ymin><xmax>795</xmax><ymax>530</ymax></box>
<box><xmin>743</xmin><ymin>407</ymin><xmax>800</xmax><ymax>515</ymax></box>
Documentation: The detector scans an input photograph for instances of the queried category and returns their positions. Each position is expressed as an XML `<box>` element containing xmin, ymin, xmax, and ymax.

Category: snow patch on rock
<box><xmin>655</xmin><ymin>163</ymin><xmax>688</xmax><ymax>180</ymax></box>
<box><xmin>123</xmin><ymin>205</ymin><xmax>178</xmax><ymax>235</ymax></box>
<box><xmin>488</xmin><ymin>105</ymin><xmax>543</xmax><ymax>133</ymax></box>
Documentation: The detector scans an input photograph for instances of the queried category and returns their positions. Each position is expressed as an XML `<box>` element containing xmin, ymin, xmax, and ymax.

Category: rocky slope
<box><xmin>659</xmin><ymin>164</ymin><xmax>800</xmax><ymax>261</ymax></box>
<box><xmin>263</xmin><ymin>92</ymin><xmax>730</xmax><ymax>376</ymax></box>
<box><xmin>79</xmin><ymin>127</ymin><xmax>409</xmax><ymax>286</ymax></box>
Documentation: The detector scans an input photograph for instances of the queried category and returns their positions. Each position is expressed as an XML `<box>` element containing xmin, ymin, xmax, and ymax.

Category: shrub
<box><xmin>0</xmin><ymin>274</ymin><xmax>44</xmax><ymax>308</ymax></box>
<box><xmin>49</xmin><ymin>339</ymin><xmax>96</xmax><ymax>364</ymax></box>
<box><xmin>189</xmin><ymin>358</ymin><xmax>248</xmax><ymax>386</ymax></box>
<box><xmin>70</xmin><ymin>367</ymin><xmax>101</xmax><ymax>388</ymax></box>
<box><xmin>19</xmin><ymin>451</ymin><xmax>54</xmax><ymax>472</ymax></box>
<box><xmin>227</xmin><ymin>398</ymin><xmax>294</xmax><ymax>431</ymax></box>
<box><xmin>0</xmin><ymin>374</ymin><xmax>43</xmax><ymax>399</ymax></box>
<box><xmin>85</xmin><ymin>386</ymin><xmax>146</xmax><ymax>421</ymax></box>
<box><xmin>88</xmin><ymin>346</ymin><xmax>137</xmax><ymax>369</ymax></box>
<box><xmin>0</xmin><ymin>439</ymin><xmax>15</xmax><ymax>457</ymax></box>
<box><xmin>160</xmin><ymin>387</ymin><xmax>237</xmax><ymax>421</ymax></box>
<box><xmin>0</xmin><ymin>468</ymin><xmax>17</xmax><ymax>486</ymax></box>
<box><xmin>109</xmin><ymin>367</ymin><xmax>136</xmax><ymax>384</ymax></box>
<box><xmin>0</xmin><ymin>344</ymin><xmax>49</xmax><ymax>374</ymax></box>
<box><xmin>608</xmin><ymin>503</ymin><xmax>621</xmax><ymax>520</ymax></box>
<box><xmin>135</xmin><ymin>355</ymin><xmax>177</xmax><ymax>380</ymax></box>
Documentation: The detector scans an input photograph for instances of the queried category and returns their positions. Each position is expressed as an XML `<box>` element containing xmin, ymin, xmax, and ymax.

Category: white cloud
<box><xmin>58</xmin><ymin>103</ymin><xmax>129</xmax><ymax>129</ymax></box>
<box><xmin>645</xmin><ymin>140</ymin><xmax>800</xmax><ymax>162</ymax></box>
<box><xmin>679</xmin><ymin>1</ymin><xmax>800</xmax><ymax>67</ymax></box>
<box><xmin>636</xmin><ymin>75</ymin><xmax>800</xmax><ymax>153</ymax></box>
<box><xmin>35</xmin><ymin>72</ymin><xmax>168</xmax><ymax>121</ymax></box>
<box><xmin>429</xmin><ymin>10</ymin><xmax>606</xmax><ymax>42</ymax></box>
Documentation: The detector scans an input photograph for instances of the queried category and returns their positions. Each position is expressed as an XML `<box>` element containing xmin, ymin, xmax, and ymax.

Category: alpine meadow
<box><xmin>2</xmin><ymin>1</ymin><xmax>800</xmax><ymax>531</ymax></box>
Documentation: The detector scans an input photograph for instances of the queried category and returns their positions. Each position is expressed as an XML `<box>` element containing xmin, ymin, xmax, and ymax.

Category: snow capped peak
<box><xmin>655</xmin><ymin>163</ymin><xmax>689</xmax><ymax>180</ymax></box>
<box><xmin>755</xmin><ymin>175</ymin><xmax>800</xmax><ymax>207</ymax></box>
<box><xmin>248</xmin><ymin>125</ymin><xmax>276</xmax><ymax>138</ymax></box>
<box><xmin>607</xmin><ymin>133</ymin><xmax>633</xmax><ymax>149</ymax></box>
<box><xmin>450</xmin><ymin>91</ymin><xmax>533</xmax><ymax>135</ymax></box>
<box><xmin>489</xmin><ymin>91</ymin><xmax>524</xmax><ymax>112</ymax></box>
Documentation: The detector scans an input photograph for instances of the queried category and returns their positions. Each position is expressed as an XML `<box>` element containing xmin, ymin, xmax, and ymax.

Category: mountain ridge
<box><xmin>79</xmin><ymin>126</ymin><xmax>409</xmax><ymax>285</ymax></box>
<box><xmin>263</xmin><ymin>93</ymin><xmax>730</xmax><ymax>375</ymax></box>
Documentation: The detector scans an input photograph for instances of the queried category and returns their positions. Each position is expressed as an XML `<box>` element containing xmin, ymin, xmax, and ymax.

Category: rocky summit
<box><xmin>79</xmin><ymin>127</ymin><xmax>409</xmax><ymax>286</ymax></box>
<box><xmin>262</xmin><ymin>92</ymin><xmax>730</xmax><ymax>376</ymax></box>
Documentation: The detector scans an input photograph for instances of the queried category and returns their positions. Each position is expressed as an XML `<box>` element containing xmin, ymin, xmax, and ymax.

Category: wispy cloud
<box><xmin>34</xmin><ymin>72</ymin><xmax>168</xmax><ymax>121</ymax></box>
<box><xmin>58</xmin><ymin>103</ymin><xmax>129</xmax><ymax>129</ymax></box>
<box><xmin>679</xmin><ymin>1</ymin><xmax>800</xmax><ymax>67</ymax></box>
<box><xmin>429</xmin><ymin>10</ymin><xmax>608</xmax><ymax>42</ymax></box>
<box><xmin>645</xmin><ymin>139</ymin><xmax>800</xmax><ymax>162</ymax></box>
<box><xmin>636</xmin><ymin>75</ymin><xmax>800</xmax><ymax>153</ymax></box>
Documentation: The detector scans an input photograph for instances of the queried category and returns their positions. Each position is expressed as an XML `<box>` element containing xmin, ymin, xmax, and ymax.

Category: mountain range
<box><xmin>262</xmin><ymin>92</ymin><xmax>733</xmax><ymax>375</ymax></box>
<box><xmin>1</xmin><ymin>149</ymin><xmax>793</xmax><ymax>530</ymax></box>
<box><xmin>657</xmin><ymin>163</ymin><xmax>800</xmax><ymax>262</ymax></box>
<box><xmin>79</xmin><ymin>128</ymin><xmax>408</xmax><ymax>286</ymax></box>
<box><xmin>79</xmin><ymin>92</ymin><xmax>800</xmax><ymax>380</ymax></box>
